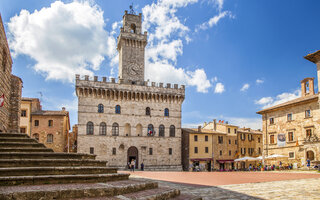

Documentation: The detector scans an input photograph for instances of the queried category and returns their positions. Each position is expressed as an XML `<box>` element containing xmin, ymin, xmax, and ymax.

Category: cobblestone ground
<box><xmin>128</xmin><ymin>172</ymin><xmax>320</xmax><ymax>200</ymax></box>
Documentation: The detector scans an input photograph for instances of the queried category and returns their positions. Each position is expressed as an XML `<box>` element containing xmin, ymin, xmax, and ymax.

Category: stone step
<box><xmin>0</xmin><ymin>142</ymin><xmax>46</xmax><ymax>148</ymax></box>
<box><xmin>0</xmin><ymin>166</ymin><xmax>117</xmax><ymax>177</ymax></box>
<box><xmin>170</xmin><ymin>194</ymin><xmax>203</xmax><ymax>200</ymax></box>
<box><xmin>0</xmin><ymin>147</ymin><xmax>54</xmax><ymax>153</ymax></box>
<box><xmin>0</xmin><ymin>159</ymin><xmax>107</xmax><ymax>168</ymax></box>
<box><xmin>0</xmin><ymin>152</ymin><xmax>96</xmax><ymax>160</ymax></box>
<box><xmin>0</xmin><ymin>137</ymin><xmax>38</xmax><ymax>143</ymax></box>
<box><xmin>113</xmin><ymin>187</ymin><xmax>180</xmax><ymax>200</ymax></box>
<box><xmin>0</xmin><ymin>173</ymin><xmax>130</xmax><ymax>186</ymax></box>
<box><xmin>0</xmin><ymin>133</ymin><xmax>29</xmax><ymax>138</ymax></box>
<box><xmin>0</xmin><ymin>179</ymin><xmax>158</xmax><ymax>199</ymax></box>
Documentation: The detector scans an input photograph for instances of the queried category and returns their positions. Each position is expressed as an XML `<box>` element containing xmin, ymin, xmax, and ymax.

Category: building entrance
<box><xmin>127</xmin><ymin>146</ymin><xmax>139</xmax><ymax>169</ymax></box>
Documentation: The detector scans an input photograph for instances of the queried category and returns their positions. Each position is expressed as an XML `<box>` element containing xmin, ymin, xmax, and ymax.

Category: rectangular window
<box><xmin>288</xmin><ymin>132</ymin><xmax>294</xmax><ymax>142</ymax></box>
<box><xmin>194</xmin><ymin>147</ymin><xmax>198</xmax><ymax>154</ymax></box>
<box><xmin>244</xmin><ymin>148</ymin><xmax>246</xmax><ymax>154</ymax></box>
<box><xmin>306</xmin><ymin>129</ymin><xmax>312</xmax><ymax>137</ymax></box>
<box><xmin>194</xmin><ymin>135</ymin><xmax>198</xmax><ymax>141</ymax></box>
<box><xmin>21</xmin><ymin>110</ymin><xmax>27</xmax><ymax>117</ymax></box>
<box><xmin>205</xmin><ymin>135</ymin><xmax>208</xmax><ymax>141</ymax></box>
<box><xmin>218</xmin><ymin>136</ymin><xmax>223</xmax><ymax>144</ymax></box>
<box><xmin>220</xmin><ymin>150</ymin><xmax>222</xmax><ymax>156</ymax></box>
<box><xmin>229</xmin><ymin>139</ymin><xmax>231</xmax><ymax>144</ymax></box>
<box><xmin>90</xmin><ymin>147</ymin><xmax>94</xmax><ymax>154</ymax></box>
<box><xmin>229</xmin><ymin>150</ymin><xmax>231</xmax><ymax>156</ymax></box>
<box><xmin>287</xmin><ymin>113</ymin><xmax>292</xmax><ymax>121</ymax></box>
<box><xmin>112</xmin><ymin>148</ymin><xmax>116</xmax><ymax>155</ymax></box>
<box><xmin>235</xmin><ymin>140</ymin><xmax>237</xmax><ymax>145</ymax></box>
<box><xmin>234</xmin><ymin>129</ymin><xmax>237</xmax><ymax>134</ymax></box>
<box><xmin>149</xmin><ymin>148</ymin><xmax>153</xmax><ymax>155</ymax></box>
<box><xmin>258</xmin><ymin>147</ymin><xmax>261</xmax><ymax>154</ymax></box>
<box><xmin>248</xmin><ymin>134</ymin><xmax>252</xmax><ymax>141</ymax></box>
<box><xmin>258</xmin><ymin>137</ymin><xmax>260</xmax><ymax>143</ymax></box>
<box><xmin>241</xmin><ymin>133</ymin><xmax>245</xmax><ymax>141</ymax></box>
<box><xmin>34</xmin><ymin>120</ymin><xmax>39</xmax><ymax>126</ymax></box>
<box><xmin>305</xmin><ymin>110</ymin><xmax>311</xmax><ymax>118</ymax></box>
<box><xmin>289</xmin><ymin>152</ymin><xmax>294</xmax><ymax>158</ymax></box>
<box><xmin>269</xmin><ymin>118</ymin><xmax>274</xmax><ymax>125</ymax></box>
<box><xmin>20</xmin><ymin>128</ymin><xmax>26</xmax><ymax>133</ymax></box>
<box><xmin>205</xmin><ymin>147</ymin><xmax>209</xmax><ymax>153</ymax></box>
<box><xmin>270</xmin><ymin>135</ymin><xmax>275</xmax><ymax>144</ymax></box>
<box><xmin>48</xmin><ymin>120</ymin><xmax>53</xmax><ymax>127</ymax></box>
<box><xmin>228</xmin><ymin>128</ymin><xmax>230</xmax><ymax>133</ymax></box>
<box><xmin>169</xmin><ymin>148</ymin><xmax>172</xmax><ymax>155</ymax></box>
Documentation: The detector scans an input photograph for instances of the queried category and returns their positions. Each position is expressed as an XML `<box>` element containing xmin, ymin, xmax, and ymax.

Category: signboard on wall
<box><xmin>277</xmin><ymin>133</ymin><xmax>286</xmax><ymax>147</ymax></box>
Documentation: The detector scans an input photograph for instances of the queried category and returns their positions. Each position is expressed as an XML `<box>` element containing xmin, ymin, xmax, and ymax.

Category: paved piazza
<box><xmin>121</xmin><ymin>171</ymin><xmax>320</xmax><ymax>199</ymax></box>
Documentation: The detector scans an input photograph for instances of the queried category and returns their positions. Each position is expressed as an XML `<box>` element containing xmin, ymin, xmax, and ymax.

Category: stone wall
<box><xmin>8</xmin><ymin>75</ymin><xmax>22</xmax><ymax>133</ymax></box>
<box><xmin>76</xmin><ymin>76</ymin><xmax>184</xmax><ymax>170</ymax></box>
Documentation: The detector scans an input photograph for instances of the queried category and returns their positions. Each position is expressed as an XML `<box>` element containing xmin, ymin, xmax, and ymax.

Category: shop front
<box><xmin>190</xmin><ymin>158</ymin><xmax>213</xmax><ymax>171</ymax></box>
<box><xmin>216</xmin><ymin>159</ymin><xmax>234</xmax><ymax>171</ymax></box>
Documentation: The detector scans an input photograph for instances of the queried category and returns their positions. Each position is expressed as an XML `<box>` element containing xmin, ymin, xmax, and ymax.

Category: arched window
<box><xmin>147</xmin><ymin>124</ymin><xmax>154</xmax><ymax>136</ymax></box>
<box><xmin>125</xmin><ymin>123</ymin><xmax>131</xmax><ymax>136</ymax></box>
<box><xmin>112</xmin><ymin>123</ymin><xmax>119</xmax><ymax>136</ymax></box>
<box><xmin>170</xmin><ymin>125</ymin><xmax>175</xmax><ymax>137</ymax></box>
<box><xmin>136</xmin><ymin>124</ymin><xmax>142</xmax><ymax>136</ymax></box>
<box><xmin>159</xmin><ymin>125</ymin><xmax>165</xmax><ymax>137</ymax></box>
<box><xmin>99</xmin><ymin>122</ymin><xmax>106</xmax><ymax>135</ymax></box>
<box><xmin>32</xmin><ymin>133</ymin><xmax>39</xmax><ymax>141</ymax></box>
<box><xmin>47</xmin><ymin>134</ymin><xmax>53</xmax><ymax>143</ymax></box>
<box><xmin>130</xmin><ymin>23</ymin><xmax>136</xmax><ymax>33</ymax></box>
<box><xmin>115</xmin><ymin>105</ymin><xmax>121</xmax><ymax>114</ymax></box>
<box><xmin>164</xmin><ymin>108</ymin><xmax>169</xmax><ymax>117</ymax></box>
<box><xmin>98</xmin><ymin>104</ymin><xmax>104</xmax><ymax>113</ymax></box>
<box><xmin>146</xmin><ymin>107</ymin><xmax>151</xmax><ymax>116</ymax></box>
<box><xmin>86</xmin><ymin>122</ymin><xmax>94</xmax><ymax>135</ymax></box>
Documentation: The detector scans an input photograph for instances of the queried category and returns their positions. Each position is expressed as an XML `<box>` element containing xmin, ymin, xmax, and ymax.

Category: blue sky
<box><xmin>1</xmin><ymin>0</ymin><xmax>319</xmax><ymax>129</ymax></box>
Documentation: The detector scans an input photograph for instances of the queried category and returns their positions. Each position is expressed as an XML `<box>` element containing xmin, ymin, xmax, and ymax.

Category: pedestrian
<box><xmin>249</xmin><ymin>164</ymin><xmax>252</xmax><ymax>171</ymax></box>
<box><xmin>307</xmin><ymin>159</ymin><xmax>310</xmax><ymax>169</ymax></box>
<box><xmin>141</xmin><ymin>162</ymin><xmax>144</xmax><ymax>171</ymax></box>
<box><xmin>131</xmin><ymin>159</ymin><xmax>135</xmax><ymax>172</ymax></box>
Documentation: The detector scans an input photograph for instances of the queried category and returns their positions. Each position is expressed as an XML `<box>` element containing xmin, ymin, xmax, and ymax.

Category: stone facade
<box><xmin>257</xmin><ymin>50</ymin><xmax>320</xmax><ymax>167</ymax></box>
<box><xmin>0</xmin><ymin>14</ymin><xmax>22</xmax><ymax>133</ymax></box>
<box><xmin>76</xmin><ymin>11</ymin><xmax>185</xmax><ymax>170</ymax></box>
<box><xmin>182</xmin><ymin>121</ymin><xmax>262</xmax><ymax>171</ymax></box>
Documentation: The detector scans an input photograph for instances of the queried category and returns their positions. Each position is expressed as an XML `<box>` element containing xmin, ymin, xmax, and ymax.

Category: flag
<box><xmin>0</xmin><ymin>94</ymin><xmax>4</xmax><ymax>107</ymax></box>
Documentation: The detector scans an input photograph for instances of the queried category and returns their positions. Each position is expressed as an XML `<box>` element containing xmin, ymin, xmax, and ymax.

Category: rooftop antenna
<box><xmin>129</xmin><ymin>3</ymin><xmax>135</xmax><ymax>14</ymax></box>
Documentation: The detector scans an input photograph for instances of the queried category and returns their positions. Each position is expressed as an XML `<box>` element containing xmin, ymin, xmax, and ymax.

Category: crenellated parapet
<box><xmin>75</xmin><ymin>74</ymin><xmax>185</xmax><ymax>104</ymax></box>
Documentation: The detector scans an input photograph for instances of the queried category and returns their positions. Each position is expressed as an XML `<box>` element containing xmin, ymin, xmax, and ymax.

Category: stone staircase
<box><xmin>0</xmin><ymin>133</ymin><xmax>201</xmax><ymax>200</ymax></box>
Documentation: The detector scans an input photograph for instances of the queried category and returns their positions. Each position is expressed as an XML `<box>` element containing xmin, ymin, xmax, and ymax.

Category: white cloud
<box><xmin>8</xmin><ymin>1</ymin><xmax>113</xmax><ymax>83</ymax></box>
<box><xmin>196</xmin><ymin>10</ymin><xmax>232</xmax><ymax>32</ymax></box>
<box><xmin>214</xmin><ymin>82</ymin><xmax>225</xmax><ymax>93</ymax></box>
<box><xmin>141</xmin><ymin>0</ymin><xmax>214</xmax><ymax>93</ymax></box>
<box><xmin>255</xmin><ymin>89</ymin><xmax>301</xmax><ymax>109</ymax></box>
<box><xmin>224</xmin><ymin>117</ymin><xmax>262</xmax><ymax>130</ymax></box>
<box><xmin>240</xmin><ymin>83</ymin><xmax>250</xmax><ymax>92</ymax></box>
<box><xmin>256</xmin><ymin>79</ymin><xmax>264</xmax><ymax>84</ymax></box>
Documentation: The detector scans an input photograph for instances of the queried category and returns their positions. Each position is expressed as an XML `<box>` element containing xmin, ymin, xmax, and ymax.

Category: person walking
<box><xmin>131</xmin><ymin>159</ymin><xmax>135</xmax><ymax>172</ymax></box>
<box><xmin>141</xmin><ymin>162</ymin><xmax>144</xmax><ymax>171</ymax></box>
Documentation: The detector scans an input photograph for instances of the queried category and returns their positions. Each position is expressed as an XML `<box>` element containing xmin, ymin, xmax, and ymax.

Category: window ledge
<box><xmin>287</xmin><ymin>141</ymin><xmax>296</xmax><ymax>143</ymax></box>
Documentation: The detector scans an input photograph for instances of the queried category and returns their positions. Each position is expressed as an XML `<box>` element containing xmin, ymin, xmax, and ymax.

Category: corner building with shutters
<box><xmin>76</xmin><ymin>11</ymin><xmax>185</xmax><ymax>170</ymax></box>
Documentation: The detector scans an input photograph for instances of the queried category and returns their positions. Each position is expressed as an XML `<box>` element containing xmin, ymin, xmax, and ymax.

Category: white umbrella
<box><xmin>234</xmin><ymin>156</ymin><xmax>259</xmax><ymax>162</ymax></box>
<box><xmin>265</xmin><ymin>154</ymin><xmax>288</xmax><ymax>159</ymax></box>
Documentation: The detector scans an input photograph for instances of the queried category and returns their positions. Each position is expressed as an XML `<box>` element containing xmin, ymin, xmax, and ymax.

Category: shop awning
<box><xmin>216</xmin><ymin>159</ymin><xmax>234</xmax><ymax>163</ymax></box>
<box><xmin>190</xmin><ymin>158</ymin><xmax>213</xmax><ymax>161</ymax></box>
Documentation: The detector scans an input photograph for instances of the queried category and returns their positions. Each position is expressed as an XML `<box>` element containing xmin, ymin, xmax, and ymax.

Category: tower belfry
<box><xmin>117</xmin><ymin>10</ymin><xmax>147</xmax><ymax>85</ymax></box>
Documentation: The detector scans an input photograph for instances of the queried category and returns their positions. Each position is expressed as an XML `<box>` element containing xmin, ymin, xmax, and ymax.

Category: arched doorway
<box><xmin>306</xmin><ymin>150</ymin><xmax>315</xmax><ymax>161</ymax></box>
<box><xmin>127</xmin><ymin>146</ymin><xmax>139</xmax><ymax>169</ymax></box>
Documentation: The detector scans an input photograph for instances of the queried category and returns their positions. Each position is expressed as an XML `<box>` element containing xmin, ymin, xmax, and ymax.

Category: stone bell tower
<box><xmin>117</xmin><ymin>10</ymin><xmax>148</xmax><ymax>85</ymax></box>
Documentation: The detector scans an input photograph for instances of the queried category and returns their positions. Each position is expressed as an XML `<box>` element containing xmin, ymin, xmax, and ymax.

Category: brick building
<box><xmin>182</xmin><ymin>120</ymin><xmax>262</xmax><ymax>171</ymax></box>
<box><xmin>19</xmin><ymin>97</ymin><xmax>71</xmax><ymax>152</ymax></box>
<box><xmin>0</xmin><ymin>14</ymin><xmax>22</xmax><ymax>133</ymax></box>
<box><xmin>257</xmin><ymin>50</ymin><xmax>320</xmax><ymax>167</ymax></box>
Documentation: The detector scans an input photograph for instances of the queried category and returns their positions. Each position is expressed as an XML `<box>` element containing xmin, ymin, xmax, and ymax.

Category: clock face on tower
<box><xmin>128</xmin><ymin>62</ymin><xmax>141</xmax><ymax>76</ymax></box>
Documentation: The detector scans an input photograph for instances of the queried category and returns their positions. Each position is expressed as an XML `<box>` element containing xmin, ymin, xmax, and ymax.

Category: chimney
<box><xmin>62</xmin><ymin>107</ymin><xmax>66</xmax><ymax>111</ymax></box>
<box><xmin>198</xmin><ymin>125</ymin><xmax>201</xmax><ymax>132</ymax></box>
<box><xmin>213</xmin><ymin>119</ymin><xmax>217</xmax><ymax>131</ymax></box>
